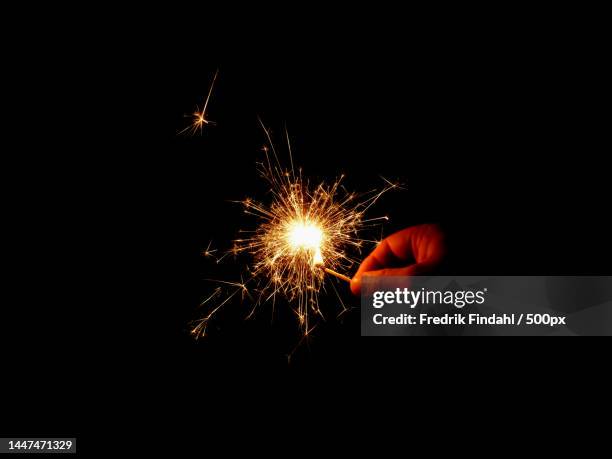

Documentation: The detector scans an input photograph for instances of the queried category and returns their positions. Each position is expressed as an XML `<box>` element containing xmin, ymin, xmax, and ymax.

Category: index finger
<box><xmin>354</xmin><ymin>227</ymin><xmax>418</xmax><ymax>278</ymax></box>
<box><xmin>354</xmin><ymin>223</ymin><xmax>447</xmax><ymax>278</ymax></box>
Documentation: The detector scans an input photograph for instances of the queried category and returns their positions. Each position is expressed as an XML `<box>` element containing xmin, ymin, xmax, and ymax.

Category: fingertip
<box><xmin>350</xmin><ymin>275</ymin><xmax>361</xmax><ymax>296</ymax></box>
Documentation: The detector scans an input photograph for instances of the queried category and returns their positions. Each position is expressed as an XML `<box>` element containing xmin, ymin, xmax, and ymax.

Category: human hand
<box><xmin>350</xmin><ymin>224</ymin><xmax>447</xmax><ymax>296</ymax></box>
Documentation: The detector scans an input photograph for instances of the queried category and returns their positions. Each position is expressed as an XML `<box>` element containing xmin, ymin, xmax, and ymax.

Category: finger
<box><xmin>351</xmin><ymin>263</ymin><xmax>436</xmax><ymax>295</ymax></box>
<box><xmin>351</xmin><ymin>265</ymin><xmax>413</xmax><ymax>295</ymax></box>
<box><xmin>351</xmin><ymin>224</ymin><xmax>447</xmax><ymax>296</ymax></box>
<box><xmin>353</xmin><ymin>227</ymin><xmax>421</xmax><ymax>278</ymax></box>
<box><xmin>354</xmin><ymin>224</ymin><xmax>445</xmax><ymax>280</ymax></box>
<box><xmin>353</xmin><ymin>239</ymin><xmax>403</xmax><ymax>279</ymax></box>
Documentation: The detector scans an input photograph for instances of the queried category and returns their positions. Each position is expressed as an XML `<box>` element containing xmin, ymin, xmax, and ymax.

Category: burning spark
<box><xmin>192</xmin><ymin>123</ymin><xmax>398</xmax><ymax>341</ymax></box>
<box><xmin>179</xmin><ymin>69</ymin><xmax>218</xmax><ymax>135</ymax></box>
<box><xmin>201</xmin><ymin>240</ymin><xmax>218</xmax><ymax>259</ymax></box>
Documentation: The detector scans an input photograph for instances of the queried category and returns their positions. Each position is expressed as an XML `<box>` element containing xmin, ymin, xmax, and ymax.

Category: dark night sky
<box><xmin>3</xmin><ymin>11</ymin><xmax>610</xmax><ymax>446</ymax></box>
<box><xmin>155</xmin><ymin>43</ymin><xmax>611</xmax><ymax>369</ymax></box>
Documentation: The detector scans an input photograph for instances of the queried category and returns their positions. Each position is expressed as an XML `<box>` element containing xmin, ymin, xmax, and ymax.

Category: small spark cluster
<box><xmin>179</xmin><ymin>69</ymin><xmax>218</xmax><ymax>136</ymax></box>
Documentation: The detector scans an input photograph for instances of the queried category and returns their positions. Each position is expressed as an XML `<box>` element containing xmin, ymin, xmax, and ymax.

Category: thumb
<box><xmin>351</xmin><ymin>263</ymin><xmax>434</xmax><ymax>296</ymax></box>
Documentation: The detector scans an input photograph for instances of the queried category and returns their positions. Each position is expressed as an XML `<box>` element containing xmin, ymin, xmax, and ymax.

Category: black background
<box><xmin>3</xmin><ymin>8</ymin><xmax>610</xmax><ymax>452</ymax></box>
<box><xmin>162</xmin><ymin>41</ymin><xmax>611</xmax><ymax>368</ymax></box>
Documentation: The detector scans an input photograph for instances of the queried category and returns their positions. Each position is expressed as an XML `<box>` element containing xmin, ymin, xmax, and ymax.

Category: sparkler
<box><xmin>178</xmin><ymin>69</ymin><xmax>218</xmax><ymax>135</ymax></box>
<box><xmin>192</xmin><ymin>121</ymin><xmax>398</xmax><ymax>343</ymax></box>
<box><xmin>320</xmin><ymin>267</ymin><xmax>352</xmax><ymax>283</ymax></box>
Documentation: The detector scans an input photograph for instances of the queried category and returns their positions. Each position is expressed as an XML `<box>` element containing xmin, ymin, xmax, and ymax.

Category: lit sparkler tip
<box><xmin>193</xmin><ymin>126</ymin><xmax>399</xmax><ymax>340</ymax></box>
